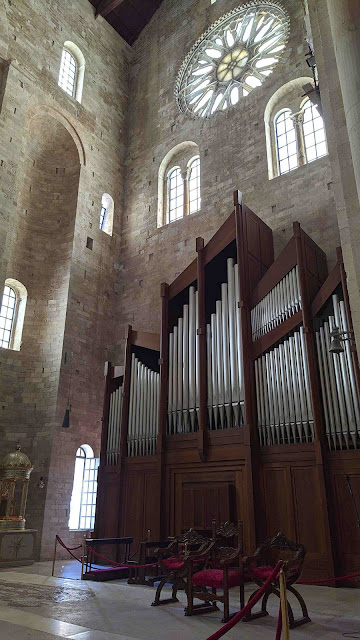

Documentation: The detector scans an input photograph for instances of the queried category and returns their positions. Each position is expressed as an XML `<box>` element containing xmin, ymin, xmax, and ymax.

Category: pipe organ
<box><xmin>128</xmin><ymin>354</ymin><xmax>159</xmax><ymax>456</ymax></box>
<box><xmin>96</xmin><ymin>191</ymin><xmax>360</xmax><ymax>583</ymax></box>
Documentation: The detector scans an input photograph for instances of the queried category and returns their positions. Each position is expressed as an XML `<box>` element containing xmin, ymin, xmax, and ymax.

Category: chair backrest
<box><xmin>253</xmin><ymin>532</ymin><xmax>305</xmax><ymax>567</ymax></box>
<box><xmin>211</xmin><ymin>520</ymin><xmax>243</xmax><ymax>550</ymax></box>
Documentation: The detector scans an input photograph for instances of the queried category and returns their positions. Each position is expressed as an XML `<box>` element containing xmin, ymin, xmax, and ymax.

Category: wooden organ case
<box><xmin>96</xmin><ymin>192</ymin><xmax>360</xmax><ymax>580</ymax></box>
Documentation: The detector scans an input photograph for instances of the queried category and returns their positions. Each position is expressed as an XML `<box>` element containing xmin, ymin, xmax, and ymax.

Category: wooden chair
<box><xmin>242</xmin><ymin>531</ymin><xmax>311</xmax><ymax>629</ymax></box>
<box><xmin>151</xmin><ymin>529</ymin><xmax>210</xmax><ymax>607</ymax></box>
<box><xmin>185</xmin><ymin>521</ymin><xmax>244</xmax><ymax>623</ymax></box>
<box><xmin>127</xmin><ymin>540</ymin><xmax>168</xmax><ymax>586</ymax></box>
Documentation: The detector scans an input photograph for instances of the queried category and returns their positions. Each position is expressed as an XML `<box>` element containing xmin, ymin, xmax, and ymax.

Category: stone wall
<box><xmin>118</xmin><ymin>0</ymin><xmax>342</xmax><ymax>350</ymax></box>
<box><xmin>0</xmin><ymin>0</ymin><xmax>131</xmax><ymax>557</ymax></box>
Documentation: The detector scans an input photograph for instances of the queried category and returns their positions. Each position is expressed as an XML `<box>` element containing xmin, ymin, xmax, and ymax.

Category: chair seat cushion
<box><xmin>251</xmin><ymin>565</ymin><xmax>298</xmax><ymax>581</ymax></box>
<box><xmin>162</xmin><ymin>557</ymin><xmax>184</xmax><ymax>571</ymax></box>
<box><xmin>192</xmin><ymin>569</ymin><xmax>243</xmax><ymax>588</ymax></box>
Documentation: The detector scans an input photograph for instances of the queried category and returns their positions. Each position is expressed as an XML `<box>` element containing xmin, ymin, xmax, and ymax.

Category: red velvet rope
<box><xmin>298</xmin><ymin>572</ymin><xmax>360</xmax><ymax>585</ymax></box>
<box><xmin>275</xmin><ymin>603</ymin><xmax>282</xmax><ymax>640</ymax></box>
<box><xmin>86</xmin><ymin>545</ymin><xmax>159</xmax><ymax>569</ymax></box>
<box><xmin>205</xmin><ymin>561</ymin><xmax>283</xmax><ymax>640</ymax></box>
<box><xmin>55</xmin><ymin>535</ymin><xmax>83</xmax><ymax>563</ymax></box>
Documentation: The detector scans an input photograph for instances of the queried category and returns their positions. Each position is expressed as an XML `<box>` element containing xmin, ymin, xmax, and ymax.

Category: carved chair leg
<box><xmin>240</xmin><ymin>583</ymin><xmax>245</xmax><ymax>611</ymax></box>
<box><xmin>242</xmin><ymin>586</ymin><xmax>270</xmax><ymax>623</ymax></box>
<box><xmin>287</xmin><ymin>585</ymin><xmax>311</xmax><ymax>628</ymax></box>
<box><xmin>222</xmin><ymin>589</ymin><xmax>230</xmax><ymax>623</ymax></box>
<box><xmin>151</xmin><ymin>576</ymin><xmax>179</xmax><ymax>606</ymax></box>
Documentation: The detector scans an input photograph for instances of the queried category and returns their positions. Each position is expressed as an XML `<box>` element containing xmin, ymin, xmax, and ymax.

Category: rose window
<box><xmin>175</xmin><ymin>3</ymin><xmax>289</xmax><ymax>118</ymax></box>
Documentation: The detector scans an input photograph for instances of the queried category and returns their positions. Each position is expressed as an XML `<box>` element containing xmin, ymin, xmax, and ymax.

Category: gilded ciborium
<box><xmin>0</xmin><ymin>444</ymin><xmax>33</xmax><ymax>531</ymax></box>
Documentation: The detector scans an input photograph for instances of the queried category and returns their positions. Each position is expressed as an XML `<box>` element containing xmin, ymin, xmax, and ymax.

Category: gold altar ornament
<box><xmin>0</xmin><ymin>444</ymin><xmax>33</xmax><ymax>531</ymax></box>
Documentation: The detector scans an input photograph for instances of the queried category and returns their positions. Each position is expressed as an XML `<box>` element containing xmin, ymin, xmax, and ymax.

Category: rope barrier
<box><xmin>55</xmin><ymin>535</ymin><xmax>83</xmax><ymax>563</ymax></box>
<box><xmin>86</xmin><ymin>545</ymin><xmax>159</xmax><ymax>569</ymax></box>
<box><xmin>298</xmin><ymin>572</ymin><xmax>360</xmax><ymax>585</ymax></box>
<box><xmin>205</xmin><ymin>561</ymin><xmax>283</xmax><ymax>640</ymax></box>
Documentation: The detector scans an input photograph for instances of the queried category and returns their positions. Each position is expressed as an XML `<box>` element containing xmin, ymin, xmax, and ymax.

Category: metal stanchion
<box><xmin>279</xmin><ymin>565</ymin><xmax>290</xmax><ymax>640</ymax></box>
<box><xmin>51</xmin><ymin>536</ymin><xmax>57</xmax><ymax>577</ymax></box>
<box><xmin>81</xmin><ymin>535</ymin><xmax>86</xmax><ymax>580</ymax></box>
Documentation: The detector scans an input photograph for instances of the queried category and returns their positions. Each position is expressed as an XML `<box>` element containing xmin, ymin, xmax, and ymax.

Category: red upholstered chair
<box><xmin>185</xmin><ymin>521</ymin><xmax>244</xmax><ymax>623</ymax></box>
<box><xmin>242</xmin><ymin>531</ymin><xmax>310</xmax><ymax>629</ymax></box>
<box><xmin>151</xmin><ymin>529</ymin><xmax>210</xmax><ymax>607</ymax></box>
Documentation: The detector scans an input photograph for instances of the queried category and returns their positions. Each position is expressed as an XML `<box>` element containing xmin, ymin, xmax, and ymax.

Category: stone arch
<box><xmin>27</xmin><ymin>104</ymin><xmax>86</xmax><ymax>166</ymax></box>
<box><xmin>158</xmin><ymin>141</ymin><xmax>200</xmax><ymax>226</ymax></box>
<box><xmin>264</xmin><ymin>77</ymin><xmax>314</xmax><ymax>179</ymax></box>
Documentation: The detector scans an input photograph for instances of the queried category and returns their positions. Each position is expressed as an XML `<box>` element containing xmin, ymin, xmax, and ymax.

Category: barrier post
<box><xmin>51</xmin><ymin>536</ymin><xmax>57</xmax><ymax>577</ymax></box>
<box><xmin>279</xmin><ymin>565</ymin><xmax>290</xmax><ymax>640</ymax></box>
<box><xmin>81</xmin><ymin>535</ymin><xmax>86</xmax><ymax>580</ymax></box>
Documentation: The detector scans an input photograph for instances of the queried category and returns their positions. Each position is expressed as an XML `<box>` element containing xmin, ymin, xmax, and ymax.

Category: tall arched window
<box><xmin>302</xmin><ymin>98</ymin><xmax>327</xmax><ymax>163</ymax></box>
<box><xmin>275</xmin><ymin>109</ymin><xmax>298</xmax><ymax>175</ymax></box>
<box><xmin>0</xmin><ymin>285</ymin><xmax>16</xmax><ymax>349</ymax></box>
<box><xmin>69</xmin><ymin>445</ymin><xmax>99</xmax><ymax>531</ymax></box>
<box><xmin>0</xmin><ymin>279</ymin><xmax>27</xmax><ymax>351</ymax></box>
<box><xmin>58</xmin><ymin>42</ymin><xmax>85</xmax><ymax>103</ymax></box>
<box><xmin>188</xmin><ymin>156</ymin><xmax>201</xmax><ymax>214</ymax></box>
<box><xmin>168</xmin><ymin>167</ymin><xmax>184</xmax><ymax>222</ymax></box>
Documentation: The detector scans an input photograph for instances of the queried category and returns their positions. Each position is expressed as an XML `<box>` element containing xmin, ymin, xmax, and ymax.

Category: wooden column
<box><xmin>294</xmin><ymin>222</ymin><xmax>335</xmax><ymax>577</ymax></box>
<box><xmin>196</xmin><ymin>237</ymin><xmax>208</xmax><ymax>461</ymax></box>
<box><xmin>158</xmin><ymin>283</ymin><xmax>169</xmax><ymax>538</ymax></box>
<box><xmin>234</xmin><ymin>190</ymin><xmax>257</xmax><ymax>553</ymax></box>
<box><xmin>119</xmin><ymin>325</ymin><xmax>133</xmax><ymax>460</ymax></box>
<box><xmin>94</xmin><ymin>360</ymin><xmax>113</xmax><ymax>537</ymax></box>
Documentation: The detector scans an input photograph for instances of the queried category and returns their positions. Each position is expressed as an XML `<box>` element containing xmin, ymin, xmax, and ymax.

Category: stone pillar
<box><xmin>327</xmin><ymin>0</ymin><xmax>360</xmax><ymax>204</ymax></box>
<box><xmin>182</xmin><ymin>170</ymin><xmax>189</xmax><ymax>217</ymax></box>
<box><xmin>292</xmin><ymin>111</ymin><xmax>307</xmax><ymax>168</ymax></box>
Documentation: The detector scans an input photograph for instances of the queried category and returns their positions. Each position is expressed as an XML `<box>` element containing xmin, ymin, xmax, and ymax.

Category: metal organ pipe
<box><xmin>255</xmin><ymin>328</ymin><xmax>314</xmax><ymax>446</ymax></box>
<box><xmin>251</xmin><ymin>266</ymin><xmax>301</xmax><ymax>341</ymax></box>
<box><xmin>106</xmin><ymin>381</ymin><xmax>123</xmax><ymax>465</ymax></box>
<box><xmin>125</xmin><ymin>356</ymin><xmax>159</xmax><ymax>456</ymax></box>
<box><xmin>316</xmin><ymin>295</ymin><xmax>360</xmax><ymax>450</ymax></box>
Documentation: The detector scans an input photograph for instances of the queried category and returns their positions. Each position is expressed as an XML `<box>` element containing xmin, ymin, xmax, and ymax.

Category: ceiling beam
<box><xmin>95</xmin><ymin>0</ymin><xmax>126</xmax><ymax>18</ymax></box>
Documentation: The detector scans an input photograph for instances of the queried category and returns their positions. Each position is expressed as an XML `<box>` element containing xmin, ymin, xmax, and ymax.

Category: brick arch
<box><xmin>27</xmin><ymin>104</ymin><xmax>86</xmax><ymax>166</ymax></box>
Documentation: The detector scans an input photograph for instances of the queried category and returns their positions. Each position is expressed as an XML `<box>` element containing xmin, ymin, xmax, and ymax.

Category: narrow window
<box><xmin>302</xmin><ymin>99</ymin><xmax>327</xmax><ymax>163</ymax></box>
<box><xmin>99</xmin><ymin>204</ymin><xmax>107</xmax><ymax>230</ymax></box>
<box><xmin>58</xmin><ymin>48</ymin><xmax>77</xmax><ymax>97</ymax></box>
<box><xmin>188</xmin><ymin>156</ymin><xmax>201</xmax><ymax>214</ymax></box>
<box><xmin>69</xmin><ymin>445</ymin><xmax>99</xmax><ymax>531</ymax></box>
<box><xmin>0</xmin><ymin>285</ymin><xmax>16</xmax><ymax>349</ymax></box>
<box><xmin>275</xmin><ymin>109</ymin><xmax>298</xmax><ymax>175</ymax></box>
<box><xmin>168</xmin><ymin>167</ymin><xmax>184</xmax><ymax>222</ymax></box>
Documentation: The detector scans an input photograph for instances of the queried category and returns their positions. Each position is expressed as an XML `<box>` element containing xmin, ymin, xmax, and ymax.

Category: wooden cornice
<box><xmin>95</xmin><ymin>0</ymin><xmax>125</xmax><ymax>18</ymax></box>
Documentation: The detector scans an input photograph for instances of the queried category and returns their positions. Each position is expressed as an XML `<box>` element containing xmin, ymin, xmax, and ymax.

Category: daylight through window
<box><xmin>0</xmin><ymin>286</ymin><xmax>16</xmax><ymax>349</ymax></box>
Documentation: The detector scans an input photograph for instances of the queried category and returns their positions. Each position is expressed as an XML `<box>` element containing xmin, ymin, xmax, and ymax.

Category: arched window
<box><xmin>69</xmin><ymin>445</ymin><xmax>99</xmax><ymax>531</ymax></box>
<box><xmin>0</xmin><ymin>279</ymin><xmax>27</xmax><ymax>351</ymax></box>
<box><xmin>168</xmin><ymin>167</ymin><xmax>184</xmax><ymax>222</ymax></box>
<box><xmin>58</xmin><ymin>42</ymin><xmax>85</xmax><ymax>103</ymax></box>
<box><xmin>99</xmin><ymin>193</ymin><xmax>114</xmax><ymax>236</ymax></box>
<box><xmin>188</xmin><ymin>156</ymin><xmax>201</xmax><ymax>213</ymax></box>
<box><xmin>302</xmin><ymin>98</ymin><xmax>327</xmax><ymax>163</ymax></box>
<box><xmin>275</xmin><ymin>109</ymin><xmax>298</xmax><ymax>175</ymax></box>
<box><xmin>0</xmin><ymin>285</ymin><xmax>16</xmax><ymax>349</ymax></box>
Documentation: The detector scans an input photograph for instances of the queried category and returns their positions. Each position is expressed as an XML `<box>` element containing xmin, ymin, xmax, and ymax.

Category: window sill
<box><xmin>158</xmin><ymin>208</ymin><xmax>203</xmax><ymax>230</ymax></box>
<box><xmin>269</xmin><ymin>154</ymin><xmax>329</xmax><ymax>181</ymax></box>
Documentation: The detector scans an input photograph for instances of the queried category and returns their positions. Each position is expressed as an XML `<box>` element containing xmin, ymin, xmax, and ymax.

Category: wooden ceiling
<box><xmin>89</xmin><ymin>0</ymin><xmax>163</xmax><ymax>46</ymax></box>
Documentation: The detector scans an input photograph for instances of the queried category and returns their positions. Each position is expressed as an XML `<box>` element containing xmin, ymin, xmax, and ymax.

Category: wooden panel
<box><xmin>332</xmin><ymin>472</ymin><xmax>360</xmax><ymax>574</ymax></box>
<box><xmin>261</xmin><ymin>468</ymin><xmax>292</xmax><ymax>539</ymax></box>
<box><xmin>291</xmin><ymin>467</ymin><xmax>323</xmax><ymax>554</ymax></box>
<box><xmin>121</xmin><ymin>467</ymin><xmax>160</xmax><ymax>547</ymax></box>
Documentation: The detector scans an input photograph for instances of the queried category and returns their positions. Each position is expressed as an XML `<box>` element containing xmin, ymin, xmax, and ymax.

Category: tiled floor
<box><xmin>0</xmin><ymin>561</ymin><xmax>359</xmax><ymax>639</ymax></box>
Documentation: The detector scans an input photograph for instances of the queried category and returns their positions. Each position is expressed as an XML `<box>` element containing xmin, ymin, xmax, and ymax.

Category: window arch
<box><xmin>99</xmin><ymin>193</ymin><xmax>114</xmax><ymax>236</ymax></box>
<box><xmin>69</xmin><ymin>444</ymin><xmax>99</xmax><ymax>531</ymax></box>
<box><xmin>302</xmin><ymin>98</ymin><xmax>327</xmax><ymax>163</ymax></box>
<box><xmin>58</xmin><ymin>41</ymin><xmax>85</xmax><ymax>103</ymax></box>
<box><xmin>274</xmin><ymin>109</ymin><xmax>298</xmax><ymax>175</ymax></box>
<box><xmin>264</xmin><ymin>78</ymin><xmax>328</xmax><ymax>179</ymax></box>
<box><xmin>158</xmin><ymin>142</ymin><xmax>201</xmax><ymax>226</ymax></box>
<box><xmin>0</xmin><ymin>279</ymin><xmax>27</xmax><ymax>351</ymax></box>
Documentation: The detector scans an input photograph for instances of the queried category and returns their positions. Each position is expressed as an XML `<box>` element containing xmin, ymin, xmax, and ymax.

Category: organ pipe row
<box><xmin>106</xmin><ymin>384</ymin><xmax>123</xmax><ymax>465</ymax></box>
<box><xmin>251</xmin><ymin>266</ymin><xmax>301</xmax><ymax>341</ymax></box>
<box><xmin>315</xmin><ymin>295</ymin><xmax>360</xmax><ymax>450</ymax></box>
<box><xmin>206</xmin><ymin>258</ymin><xmax>243</xmax><ymax>429</ymax></box>
<box><xmin>167</xmin><ymin>286</ymin><xmax>199</xmax><ymax>434</ymax></box>
<box><xmin>127</xmin><ymin>354</ymin><xmax>159</xmax><ymax>456</ymax></box>
<box><xmin>255</xmin><ymin>327</ymin><xmax>314</xmax><ymax>446</ymax></box>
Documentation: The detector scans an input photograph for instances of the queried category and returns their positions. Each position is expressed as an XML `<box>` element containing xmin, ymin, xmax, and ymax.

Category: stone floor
<box><xmin>0</xmin><ymin>561</ymin><xmax>359</xmax><ymax>639</ymax></box>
